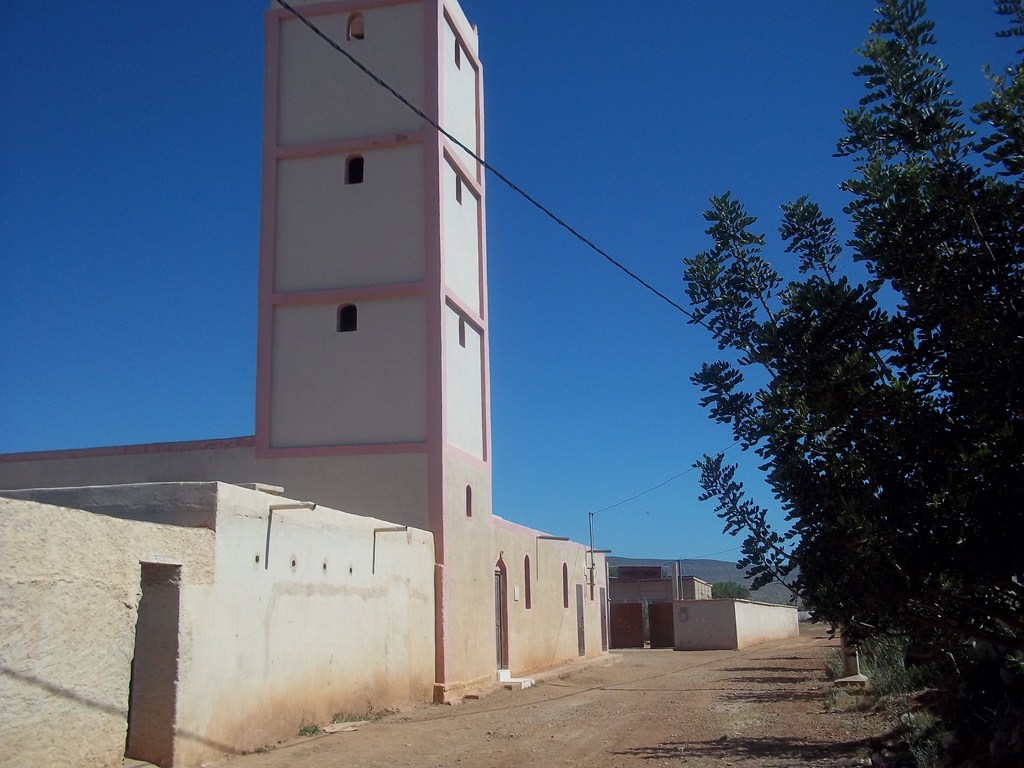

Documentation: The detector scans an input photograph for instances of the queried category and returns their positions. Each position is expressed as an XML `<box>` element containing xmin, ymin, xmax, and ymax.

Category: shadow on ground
<box><xmin>615</xmin><ymin>734</ymin><xmax>883</xmax><ymax>762</ymax></box>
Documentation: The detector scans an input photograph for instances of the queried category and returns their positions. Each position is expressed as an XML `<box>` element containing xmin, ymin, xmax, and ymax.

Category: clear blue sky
<box><xmin>1</xmin><ymin>1</ymin><xmax>1017</xmax><ymax>563</ymax></box>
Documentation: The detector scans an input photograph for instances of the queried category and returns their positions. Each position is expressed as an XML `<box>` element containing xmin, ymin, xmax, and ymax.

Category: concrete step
<box><xmin>500</xmin><ymin>676</ymin><xmax>534</xmax><ymax>690</ymax></box>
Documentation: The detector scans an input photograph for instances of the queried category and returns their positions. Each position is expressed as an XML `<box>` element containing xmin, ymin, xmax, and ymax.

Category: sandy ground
<box><xmin>209</xmin><ymin>626</ymin><xmax>892</xmax><ymax>768</ymax></box>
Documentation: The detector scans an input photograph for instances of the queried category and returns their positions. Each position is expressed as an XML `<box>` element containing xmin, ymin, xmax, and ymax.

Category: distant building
<box><xmin>0</xmin><ymin>2</ymin><xmax>608</xmax><ymax>766</ymax></box>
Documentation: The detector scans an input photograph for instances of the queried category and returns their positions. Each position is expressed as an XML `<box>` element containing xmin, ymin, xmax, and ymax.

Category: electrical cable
<box><xmin>589</xmin><ymin>441</ymin><xmax>738</xmax><ymax>516</ymax></box>
<box><xmin>274</xmin><ymin>0</ymin><xmax>697</xmax><ymax>321</ymax></box>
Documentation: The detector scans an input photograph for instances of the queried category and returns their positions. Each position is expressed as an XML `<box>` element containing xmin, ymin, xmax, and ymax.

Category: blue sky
<box><xmin>1</xmin><ymin>1</ymin><xmax>1017</xmax><ymax>563</ymax></box>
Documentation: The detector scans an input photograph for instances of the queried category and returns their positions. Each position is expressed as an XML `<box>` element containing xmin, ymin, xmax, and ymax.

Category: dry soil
<box><xmin>211</xmin><ymin>625</ymin><xmax>893</xmax><ymax>768</ymax></box>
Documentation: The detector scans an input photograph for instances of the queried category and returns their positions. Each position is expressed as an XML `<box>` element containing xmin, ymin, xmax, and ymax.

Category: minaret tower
<box><xmin>257</xmin><ymin>0</ymin><xmax>491</xmax><ymax>694</ymax></box>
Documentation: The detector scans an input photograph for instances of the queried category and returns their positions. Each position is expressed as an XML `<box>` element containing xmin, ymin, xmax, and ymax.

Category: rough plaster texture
<box><xmin>0</xmin><ymin>483</ymin><xmax>435</xmax><ymax>768</ymax></box>
<box><xmin>672</xmin><ymin>599</ymin><xmax>799</xmax><ymax>651</ymax></box>
<box><xmin>0</xmin><ymin>497</ymin><xmax>213</xmax><ymax>768</ymax></box>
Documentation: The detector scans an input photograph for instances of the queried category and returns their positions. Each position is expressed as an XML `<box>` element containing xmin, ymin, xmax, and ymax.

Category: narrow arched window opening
<box><xmin>345</xmin><ymin>154</ymin><xmax>364</xmax><ymax>185</ymax></box>
<box><xmin>337</xmin><ymin>304</ymin><xmax>357</xmax><ymax>332</ymax></box>
<box><xmin>524</xmin><ymin>555</ymin><xmax>532</xmax><ymax>609</ymax></box>
<box><xmin>465</xmin><ymin>485</ymin><xmax>472</xmax><ymax>517</ymax></box>
<box><xmin>562</xmin><ymin>563</ymin><xmax>569</xmax><ymax>609</ymax></box>
<box><xmin>347</xmin><ymin>13</ymin><xmax>365</xmax><ymax>41</ymax></box>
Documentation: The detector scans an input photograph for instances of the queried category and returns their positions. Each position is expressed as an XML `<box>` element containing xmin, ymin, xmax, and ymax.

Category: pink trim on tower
<box><xmin>273</xmin><ymin>130</ymin><xmax>424</xmax><ymax>161</ymax></box>
<box><xmin>443</xmin><ymin>443</ymin><xmax>488</xmax><ymax>471</ymax></box>
<box><xmin>424</xmin><ymin>0</ymin><xmax>445</xmax><ymax>564</ymax></box>
<box><xmin>0</xmin><ymin>436</ymin><xmax>256</xmax><ymax>464</ymax></box>
<box><xmin>270</xmin><ymin>281</ymin><xmax>426</xmax><ymax>307</ymax></box>
<box><xmin>473</xmin><ymin>38</ymin><xmax>491</xmax><ymax>466</ymax></box>
<box><xmin>424</xmin><ymin>0</ymin><xmax>449</xmax><ymax>692</ymax></box>
<box><xmin>255</xmin><ymin>9</ymin><xmax>282</xmax><ymax>454</ymax></box>
<box><xmin>267</xmin><ymin>0</ymin><xmax>419</xmax><ymax>24</ymax></box>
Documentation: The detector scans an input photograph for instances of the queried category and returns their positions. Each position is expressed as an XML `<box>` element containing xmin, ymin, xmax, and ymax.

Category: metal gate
<box><xmin>609</xmin><ymin>603</ymin><xmax>644</xmax><ymax>648</ymax></box>
<box><xmin>649</xmin><ymin>602</ymin><xmax>675</xmax><ymax>648</ymax></box>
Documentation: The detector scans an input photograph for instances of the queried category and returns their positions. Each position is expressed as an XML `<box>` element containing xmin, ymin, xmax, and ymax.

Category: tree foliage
<box><xmin>683</xmin><ymin>0</ymin><xmax>1024</xmax><ymax>652</ymax></box>
<box><xmin>711</xmin><ymin>581</ymin><xmax>751</xmax><ymax>600</ymax></box>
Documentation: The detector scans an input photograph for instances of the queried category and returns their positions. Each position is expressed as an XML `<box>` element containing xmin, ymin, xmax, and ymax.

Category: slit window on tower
<box><xmin>465</xmin><ymin>485</ymin><xmax>472</xmax><ymax>517</ymax></box>
<box><xmin>345</xmin><ymin>154</ymin><xmax>364</xmax><ymax>185</ymax></box>
<box><xmin>455</xmin><ymin>175</ymin><xmax>463</xmax><ymax>205</ymax></box>
<box><xmin>454</xmin><ymin>38</ymin><xmax>461</xmax><ymax>69</ymax></box>
<box><xmin>458</xmin><ymin>317</ymin><xmax>466</xmax><ymax>348</ymax></box>
<box><xmin>337</xmin><ymin>304</ymin><xmax>357</xmax><ymax>332</ymax></box>
<box><xmin>347</xmin><ymin>13</ymin><xmax>364</xmax><ymax>41</ymax></box>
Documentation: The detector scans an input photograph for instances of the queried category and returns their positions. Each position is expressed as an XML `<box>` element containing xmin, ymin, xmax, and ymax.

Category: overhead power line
<box><xmin>589</xmin><ymin>441</ymin><xmax>738</xmax><ymax>516</ymax></box>
<box><xmin>274</xmin><ymin>0</ymin><xmax>696</xmax><ymax>321</ymax></box>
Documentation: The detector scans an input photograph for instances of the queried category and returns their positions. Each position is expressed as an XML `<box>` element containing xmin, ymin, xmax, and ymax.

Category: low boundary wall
<box><xmin>672</xmin><ymin>599</ymin><xmax>798</xmax><ymax>651</ymax></box>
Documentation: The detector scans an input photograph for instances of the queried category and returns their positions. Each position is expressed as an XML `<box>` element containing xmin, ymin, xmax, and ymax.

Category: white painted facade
<box><xmin>0</xmin><ymin>483</ymin><xmax>435</xmax><ymax>768</ymax></box>
<box><xmin>672</xmin><ymin>599</ymin><xmax>799</xmax><ymax>651</ymax></box>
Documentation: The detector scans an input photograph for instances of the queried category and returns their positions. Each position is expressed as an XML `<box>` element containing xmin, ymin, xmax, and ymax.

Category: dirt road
<box><xmin>213</xmin><ymin>626</ymin><xmax>890</xmax><ymax>768</ymax></box>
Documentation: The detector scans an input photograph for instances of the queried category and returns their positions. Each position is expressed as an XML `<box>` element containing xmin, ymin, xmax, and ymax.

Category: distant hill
<box><xmin>607</xmin><ymin>556</ymin><xmax>798</xmax><ymax>606</ymax></box>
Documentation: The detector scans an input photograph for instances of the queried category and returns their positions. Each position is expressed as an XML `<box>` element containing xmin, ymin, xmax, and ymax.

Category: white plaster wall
<box><xmin>270</xmin><ymin>297</ymin><xmax>427</xmax><ymax>447</ymax></box>
<box><xmin>672</xmin><ymin>600</ymin><xmax>739</xmax><ymax>651</ymax></box>
<box><xmin>0</xmin><ymin>443</ymin><xmax>258</xmax><ymax>493</ymax></box>
<box><xmin>277</xmin><ymin>4</ymin><xmax>425</xmax><ymax>146</ymax></box>
<box><xmin>436</xmin><ymin>466</ymin><xmax>609</xmax><ymax>698</ymax></box>
<box><xmin>672</xmin><ymin>599</ymin><xmax>799</xmax><ymax>650</ymax></box>
<box><xmin>0</xmin><ymin>498</ymin><xmax>213</xmax><ymax>768</ymax></box>
<box><xmin>441</xmin><ymin>14</ymin><xmax>478</xmax><ymax>172</ymax></box>
<box><xmin>441</xmin><ymin>160</ymin><xmax>481</xmax><ymax>313</ymax></box>
<box><xmin>682</xmin><ymin>576</ymin><xmax>712</xmax><ymax>600</ymax></box>
<box><xmin>274</xmin><ymin>146</ymin><xmax>426</xmax><ymax>292</ymax></box>
<box><xmin>0</xmin><ymin>484</ymin><xmax>436</xmax><ymax>768</ymax></box>
<box><xmin>498</xmin><ymin>525</ymin><xmax>601</xmax><ymax>675</ymax></box>
<box><xmin>0</xmin><ymin>447</ymin><xmax>430</xmax><ymax>535</ymax></box>
<box><xmin>444</xmin><ymin>306</ymin><xmax>484</xmax><ymax>458</ymax></box>
<box><xmin>172</xmin><ymin>484</ymin><xmax>435</xmax><ymax>765</ymax></box>
<box><xmin>256</xmin><ymin>453</ymin><xmax>430</xmax><ymax>530</ymax></box>
<box><xmin>733</xmin><ymin>600</ymin><xmax>799</xmax><ymax>649</ymax></box>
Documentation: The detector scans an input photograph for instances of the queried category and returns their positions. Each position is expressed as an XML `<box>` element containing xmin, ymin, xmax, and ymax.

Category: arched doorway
<box><xmin>494</xmin><ymin>557</ymin><xmax>509</xmax><ymax>671</ymax></box>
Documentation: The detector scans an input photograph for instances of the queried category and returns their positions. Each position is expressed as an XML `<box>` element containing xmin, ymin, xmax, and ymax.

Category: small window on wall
<box><xmin>562</xmin><ymin>563</ymin><xmax>569</xmax><ymax>608</ymax></box>
<box><xmin>454</xmin><ymin>38</ymin><xmax>461</xmax><ymax>69</ymax></box>
<box><xmin>465</xmin><ymin>485</ymin><xmax>472</xmax><ymax>517</ymax></box>
<box><xmin>524</xmin><ymin>556</ymin><xmax>532</xmax><ymax>609</ymax></box>
<box><xmin>347</xmin><ymin>13</ymin><xmax>365</xmax><ymax>41</ymax></box>
<box><xmin>458</xmin><ymin>317</ymin><xmax>466</xmax><ymax>348</ymax></box>
<box><xmin>345</xmin><ymin>154</ymin><xmax>364</xmax><ymax>185</ymax></box>
<box><xmin>455</xmin><ymin>175</ymin><xmax>463</xmax><ymax>205</ymax></box>
<box><xmin>337</xmin><ymin>304</ymin><xmax>357</xmax><ymax>332</ymax></box>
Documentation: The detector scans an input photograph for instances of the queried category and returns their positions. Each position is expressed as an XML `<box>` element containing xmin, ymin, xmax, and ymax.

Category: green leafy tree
<box><xmin>711</xmin><ymin>581</ymin><xmax>751</xmax><ymax>600</ymax></box>
<box><xmin>683</xmin><ymin>0</ymin><xmax>1024</xmax><ymax>651</ymax></box>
